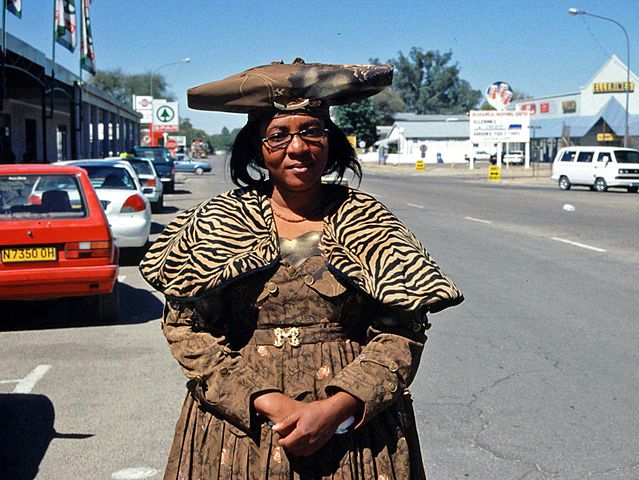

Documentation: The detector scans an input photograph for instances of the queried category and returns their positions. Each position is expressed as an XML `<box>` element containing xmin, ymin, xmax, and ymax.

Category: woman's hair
<box><xmin>229</xmin><ymin>117</ymin><xmax>361</xmax><ymax>188</ymax></box>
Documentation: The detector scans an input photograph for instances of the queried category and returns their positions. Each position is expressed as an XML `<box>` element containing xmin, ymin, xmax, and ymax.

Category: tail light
<box><xmin>121</xmin><ymin>194</ymin><xmax>146</xmax><ymax>213</ymax></box>
<box><xmin>27</xmin><ymin>194</ymin><xmax>42</xmax><ymax>205</ymax></box>
<box><xmin>65</xmin><ymin>241</ymin><xmax>112</xmax><ymax>259</ymax></box>
<box><xmin>144</xmin><ymin>179</ymin><xmax>157</xmax><ymax>187</ymax></box>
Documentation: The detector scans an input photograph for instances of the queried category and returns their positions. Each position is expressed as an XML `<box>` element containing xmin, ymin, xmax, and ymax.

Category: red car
<box><xmin>0</xmin><ymin>164</ymin><xmax>119</xmax><ymax>322</ymax></box>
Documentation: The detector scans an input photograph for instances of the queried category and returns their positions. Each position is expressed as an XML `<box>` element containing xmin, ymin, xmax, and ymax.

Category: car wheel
<box><xmin>627</xmin><ymin>186</ymin><xmax>638</xmax><ymax>193</ymax></box>
<box><xmin>558</xmin><ymin>176</ymin><xmax>571</xmax><ymax>190</ymax></box>
<box><xmin>89</xmin><ymin>280</ymin><xmax>120</xmax><ymax>323</ymax></box>
<box><xmin>594</xmin><ymin>177</ymin><xmax>608</xmax><ymax>192</ymax></box>
<box><xmin>195</xmin><ymin>167</ymin><xmax>204</xmax><ymax>176</ymax></box>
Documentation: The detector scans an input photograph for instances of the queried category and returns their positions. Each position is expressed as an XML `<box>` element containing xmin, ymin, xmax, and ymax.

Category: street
<box><xmin>2</xmin><ymin>158</ymin><xmax>639</xmax><ymax>479</ymax></box>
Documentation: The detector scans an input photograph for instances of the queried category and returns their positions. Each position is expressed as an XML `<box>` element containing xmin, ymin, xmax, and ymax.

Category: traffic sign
<box><xmin>415</xmin><ymin>160</ymin><xmax>425</xmax><ymax>172</ymax></box>
<box><xmin>166</xmin><ymin>138</ymin><xmax>178</xmax><ymax>150</ymax></box>
<box><xmin>489</xmin><ymin>165</ymin><xmax>501</xmax><ymax>182</ymax></box>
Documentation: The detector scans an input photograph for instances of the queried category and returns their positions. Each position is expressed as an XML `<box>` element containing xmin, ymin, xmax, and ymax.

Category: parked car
<box><xmin>174</xmin><ymin>153</ymin><xmax>212</xmax><ymax>175</ymax></box>
<box><xmin>133</xmin><ymin>146</ymin><xmax>176</xmax><ymax>193</ymax></box>
<box><xmin>107</xmin><ymin>155</ymin><xmax>164</xmax><ymax>212</ymax></box>
<box><xmin>0</xmin><ymin>164</ymin><xmax>119</xmax><ymax>322</ymax></box>
<box><xmin>58</xmin><ymin>160</ymin><xmax>151</xmax><ymax>248</ymax></box>
<box><xmin>464</xmin><ymin>150</ymin><xmax>495</xmax><ymax>162</ymax></box>
<box><xmin>551</xmin><ymin>146</ymin><xmax>639</xmax><ymax>192</ymax></box>
<box><xmin>503</xmin><ymin>150</ymin><xmax>525</xmax><ymax>165</ymax></box>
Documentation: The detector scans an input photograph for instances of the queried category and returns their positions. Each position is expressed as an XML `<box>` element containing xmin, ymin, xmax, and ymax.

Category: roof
<box><xmin>0</xmin><ymin>164</ymin><xmax>87</xmax><ymax>174</ymax></box>
<box><xmin>393</xmin><ymin>119</ymin><xmax>470</xmax><ymax>139</ymax></box>
<box><xmin>393</xmin><ymin>113</ymin><xmax>468</xmax><ymax>122</ymax></box>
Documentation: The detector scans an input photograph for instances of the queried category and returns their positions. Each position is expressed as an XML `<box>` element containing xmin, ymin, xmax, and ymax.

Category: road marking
<box><xmin>551</xmin><ymin>237</ymin><xmax>607</xmax><ymax>253</ymax></box>
<box><xmin>406</xmin><ymin>202</ymin><xmax>425</xmax><ymax>209</ymax></box>
<box><xmin>111</xmin><ymin>467</ymin><xmax>160</xmax><ymax>479</ymax></box>
<box><xmin>12</xmin><ymin>365</ymin><xmax>51</xmax><ymax>393</ymax></box>
<box><xmin>118</xmin><ymin>275</ymin><xmax>127</xmax><ymax>283</ymax></box>
<box><xmin>465</xmin><ymin>216</ymin><xmax>492</xmax><ymax>224</ymax></box>
<box><xmin>0</xmin><ymin>379</ymin><xmax>22</xmax><ymax>384</ymax></box>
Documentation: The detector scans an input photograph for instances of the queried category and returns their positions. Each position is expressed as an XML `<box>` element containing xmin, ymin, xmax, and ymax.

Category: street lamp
<box><xmin>569</xmin><ymin>8</ymin><xmax>630</xmax><ymax>147</ymax></box>
<box><xmin>149</xmin><ymin>57</ymin><xmax>191</xmax><ymax>98</ymax></box>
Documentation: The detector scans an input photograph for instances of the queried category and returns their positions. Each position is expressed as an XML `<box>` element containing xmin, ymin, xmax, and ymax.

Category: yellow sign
<box><xmin>488</xmin><ymin>165</ymin><xmax>501</xmax><ymax>182</ymax></box>
<box><xmin>596</xmin><ymin>133</ymin><xmax>616</xmax><ymax>142</ymax></box>
<box><xmin>415</xmin><ymin>160</ymin><xmax>425</xmax><ymax>172</ymax></box>
<box><xmin>592</xmin><ymin>82</ymin><xmax>634</xmax><ymax>94</ymax></box>
<box><xmin>347</xmin><ymin>135</ymin><xmax>357</xmax><ymax>149</ymax></box>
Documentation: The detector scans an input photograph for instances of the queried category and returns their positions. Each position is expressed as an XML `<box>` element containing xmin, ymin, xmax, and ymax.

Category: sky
<box><xmin>4</xmin><ymin>0</ymin><xmax>639</xmax><ymax>134</ymax></box>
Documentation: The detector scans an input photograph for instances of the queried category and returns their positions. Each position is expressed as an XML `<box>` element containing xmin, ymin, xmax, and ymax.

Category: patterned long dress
<box><xmin>162</xmin><ymin>231</ymin><xmax>430</xmax><ymax>479</ymax></box>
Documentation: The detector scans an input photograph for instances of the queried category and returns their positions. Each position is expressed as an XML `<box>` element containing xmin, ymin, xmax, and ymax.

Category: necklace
<box><xmin>270</xmin><ymin>199</ymin><xmax>324</xmax><ymax>223</ymax></box>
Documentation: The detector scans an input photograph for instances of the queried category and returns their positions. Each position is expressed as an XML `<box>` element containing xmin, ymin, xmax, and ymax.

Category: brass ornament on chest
<box><xmin>273</xmin><ymin>327</ymin><xmax>301</xmax><ymax>347</ymax></box>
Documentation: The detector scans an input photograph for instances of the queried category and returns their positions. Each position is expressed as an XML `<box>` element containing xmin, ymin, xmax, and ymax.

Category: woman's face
<box><xmin>260</xmin><ymin>113</ymin><xmax>328</xmax><ymax>194</ymax></box>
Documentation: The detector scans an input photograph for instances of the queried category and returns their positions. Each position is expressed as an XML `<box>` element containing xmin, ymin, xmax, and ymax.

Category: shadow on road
<box><xmin>169</xmin><ymin>188</ymin><xmax>191</xmax><ymax>195</ymax></box>
<box><xmin>0</xmin><ymin>283</ymin><xmax>163</xmax><ymax>331</ymax></box>
<box><xmin>0</xmin><ymin>393</ymin><xmax>93</xmax><ymax>480</ymax></box>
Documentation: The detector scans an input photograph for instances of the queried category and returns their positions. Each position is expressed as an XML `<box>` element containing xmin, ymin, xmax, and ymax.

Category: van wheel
<box><xmin>558</xmin><ymin>176</ymin><xmax>571</xmax><ymax>190</ymax></box>
<box><xmin>594</xmin><ymin>177</ymin><xmax>608</xmax><ymax>192</ymax></box>
<box><xmin>627</xmin><ymin>186</ymin><xmax>638</xmax><ymax>193</ymax></box>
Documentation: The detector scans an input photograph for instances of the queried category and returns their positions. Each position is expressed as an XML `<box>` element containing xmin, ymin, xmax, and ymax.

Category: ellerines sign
<box><xmin>592</xmin><ymin>81</ymin><xmax>635</xmax><ymax>94</ymax></box>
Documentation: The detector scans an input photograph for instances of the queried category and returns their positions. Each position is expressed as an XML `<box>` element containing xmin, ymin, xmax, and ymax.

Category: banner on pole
<box><xmin>55</xmin><ymin>0</ymin><xmax>77</xmax><ymax>52</ymax></box>
<box><xmin>7</xmin><ymin>0</ymin><xmax>22</xmax><ymax>18</ymax></box>
<box><xmin>80</xmin><ymin>0</ymin><xmax>95</xmax><ymax>74</ymax></box>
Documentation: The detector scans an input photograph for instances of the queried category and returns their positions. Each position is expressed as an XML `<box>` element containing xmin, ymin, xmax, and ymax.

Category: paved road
<box><xmin>1</xmin><ymin>158</ymin><xmax>637</xmax><ymax>479</ymax></box>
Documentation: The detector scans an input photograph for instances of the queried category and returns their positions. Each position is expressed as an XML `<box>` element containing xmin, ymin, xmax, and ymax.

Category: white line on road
<box><xmin>464</xmin><ymin>216</ymin><xmax>492</xmax><ymax>224</ymax></box>
<box><xmin>0</xmin><ymin>379</ymin><xmax>21</xmax><ymax>384</ymax></box>
<box><xmin>112</xmin><ymin>467</ymin><xmax>160</xmax><ymax>479</ymax></box>
<box><xmin>551</xmin><ymin>237</ymin><xmax>607</xmax><ymax>253</ymax></box>
<box><xmin>118</xmin><ymin>275</ymin><xmax>127</xmax><ymax>283</ymax></box>
<box><xmin>406</xmin><ymin>202</ymin><xmax>425</xmax><ymax>209</ymax></box>
<box><xmin>13</xmin><ymin>365</ymin><xmax>51</xmax><ymax>393</ymax></box>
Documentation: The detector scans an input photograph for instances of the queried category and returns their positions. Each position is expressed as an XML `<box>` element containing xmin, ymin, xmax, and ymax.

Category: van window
<box><xmin>595</xmin><ymin>152</ymin><xmax>610</xmax><ymax>163</ymax></box>
<box><xmin>576</xmin><ymin>151</ymin><xmax>594</xmax><ymax>163</ymax></box>
<box><xmin>614</xmin><ymin>150</ymin><xmax>639</xmax><ymax>164</ymax></box>
<box><xmin>560</xmin><ymin>151</ymin><xmax>576</xmax><ymax>162</ymax></box>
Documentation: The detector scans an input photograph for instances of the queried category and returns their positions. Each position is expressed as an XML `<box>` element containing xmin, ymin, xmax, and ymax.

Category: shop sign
<box><xmin>592</xmin><ymin>82</ymin><xmax>635</xmax><ymax>94</ymax></box>
<box><xmin>596</xmin><ymin>133</ymin><xmax>616</xmax><ymax>142</ymax></box>
<box><xmin>540</xmin><ymin>102</ymin><xmax>549</xmax><ymax>113</ymax></box>
<box><xmin>562</xmin><ymin>101</ymin><xmax>577</xmax><ymax>113</ymax></box>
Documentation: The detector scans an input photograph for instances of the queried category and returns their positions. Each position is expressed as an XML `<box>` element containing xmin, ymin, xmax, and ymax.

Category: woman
<box><xmin>140</xmin><ymin>59</ymin><xmax>463</xmax><ymax>479</ymax></box>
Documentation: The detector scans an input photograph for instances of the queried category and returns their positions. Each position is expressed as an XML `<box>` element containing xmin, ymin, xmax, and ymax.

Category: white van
<box><xmin>551</xmin><ymin>146</ymin><xmax>639</xmax><ymax>193</ymax></box>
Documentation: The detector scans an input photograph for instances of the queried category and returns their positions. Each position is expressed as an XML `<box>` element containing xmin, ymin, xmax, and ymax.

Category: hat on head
<box><xmin>187</xmin><ymin>58</ymin><xmax>393</xmax><ymax>115</ymax></box>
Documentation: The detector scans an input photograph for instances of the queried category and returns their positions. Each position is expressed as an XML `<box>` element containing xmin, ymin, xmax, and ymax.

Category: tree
<box><xmin>332</xmin><ymin>98</ymin><xmax>379</xmax><ymax>147</ymax></box>
<box><xmin>371</xmin><ymin>89</ymin><xmax>406</xmax><ymax>125</ymax></box>
<box><xmin>89</xmin><ymin>68</ymin><xmax>175</xmax><ymax>105</ymax></box>
<box><xmin>389</xmin><ymin>48</ymin><xmax>481</xmax><ymax>114</ymax></box>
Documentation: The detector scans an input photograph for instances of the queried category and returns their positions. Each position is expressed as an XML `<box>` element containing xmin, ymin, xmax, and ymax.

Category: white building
<box><xmin>510</xmin><ymin>55</ymin><xmax>639</xmax><ymax>161</ymax></box>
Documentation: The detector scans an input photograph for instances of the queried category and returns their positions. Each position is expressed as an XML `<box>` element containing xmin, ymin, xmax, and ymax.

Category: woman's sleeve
<box><xmin>325</xmin><ymin>300</ymin><xmax>429</xmax><ymax>426</ymax></box>
<box><xmin>162</xmin><ymin>296</ymin><xmax>280</xmax><ymax>432</ymax></box>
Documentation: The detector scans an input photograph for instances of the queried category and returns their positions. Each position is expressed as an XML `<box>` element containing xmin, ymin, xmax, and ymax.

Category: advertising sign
<box><xmin>592</xmin><ymin>81</ymin><xmax>634</xmax><ymax>94</ymax></box>
<box><xmin>132</xmin><ymin>95</ymin><xmax>154</xmax><ymax>124</ymax></box>
<box><xmin>169</xmin><ymin>135</ymin><xmax>187</xmax><ymax>147</ymax></box>
<box><xmin>469</xmin><ymin>110</ymin><xmax>531</xmax><ymax>143</ymax></box>
<box><xmin>153</xmin><ymin>101</ymin><xmax>179</xmax><ymax>132</ymax></box>
<box><xmin>485</xmin><ymin>81</ymin><xmax>513</xmax><ymax>111</ymax></box>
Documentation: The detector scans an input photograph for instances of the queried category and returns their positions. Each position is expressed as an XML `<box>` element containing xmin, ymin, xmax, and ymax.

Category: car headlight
<box><xmin>619</xmin><ymin>169</ymin><xmax>628</xmax><ymax>174</ymax></box>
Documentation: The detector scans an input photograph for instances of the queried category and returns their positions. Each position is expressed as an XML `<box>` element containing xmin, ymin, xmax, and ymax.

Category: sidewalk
<box><xmin>361</xmin><ymin>161</ymin><xmax>554</xmax><ymax>187</ymax></box>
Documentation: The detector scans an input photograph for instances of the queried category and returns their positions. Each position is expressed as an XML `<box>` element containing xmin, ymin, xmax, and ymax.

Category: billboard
<box><xmin>469</xmin><ymin>110</ymin><xmax>531</xmax><ymax>143</ymax></box>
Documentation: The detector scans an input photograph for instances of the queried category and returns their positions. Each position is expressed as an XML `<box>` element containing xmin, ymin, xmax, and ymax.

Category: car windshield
<box><xmin>82</xmin><ymin>166</ymin><xmax>136</xmax><ymax>190</ymax></box>
<box><xmin>134</xmin><ymin>147</ymin><xmax>172</xmax><ymax>163</ymax></box>
<box><xmin>0</xmin><ymin>174</ymin><xmax>87</xmax><ymax>219</ymax></box>
<box><xmin>125</xmin><ymin>160</ymin><xmax>153</xmax><ymax>176</ymax></box>
<box><xmin>614</xmin><ymin>150</ymin><xmax>639</xmax><ymax>164</ymax></box>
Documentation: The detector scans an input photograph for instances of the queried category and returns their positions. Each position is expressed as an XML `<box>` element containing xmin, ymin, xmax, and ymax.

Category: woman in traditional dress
<box><xmin>140</xmin><ymin>59</ymin><xmax>463</xmax><ymax>479</ymax></box>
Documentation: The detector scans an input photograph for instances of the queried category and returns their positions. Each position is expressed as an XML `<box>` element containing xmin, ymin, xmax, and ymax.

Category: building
<box><xmin>510</xmin><ymin>55</ymin><xmax>639</xmax><ymax>161</ymax></box>
<box><xmin>1</xmin><ymin>31</ymin><xmax>141</xmax><ymax>164</ymax></box>
<box><xmin>373</xmin><ymin>113</ymin><xmax>471</xmax><ymax>164</ymax></box>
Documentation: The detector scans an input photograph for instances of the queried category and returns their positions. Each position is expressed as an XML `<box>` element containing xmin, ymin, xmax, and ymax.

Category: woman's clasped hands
<box><xmin>253</xmin><ymin>391</ymin><xmax>361</xmax><ymax>456</ymax></box>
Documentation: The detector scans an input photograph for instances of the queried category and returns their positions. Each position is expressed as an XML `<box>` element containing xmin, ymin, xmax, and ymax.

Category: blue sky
<box><xmin>5</xmin><ymin>0</ymin><xmax>639</xmax><ymax>133</ymax></box>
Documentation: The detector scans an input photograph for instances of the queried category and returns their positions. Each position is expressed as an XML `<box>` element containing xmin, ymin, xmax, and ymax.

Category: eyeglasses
<box><xmin>262</xmin><ymin>128</ymin><xmax>329</xmax><ymax>150</ymax></box>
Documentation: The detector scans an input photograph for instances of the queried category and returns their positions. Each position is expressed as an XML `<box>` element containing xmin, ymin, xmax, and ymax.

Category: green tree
<box><xmin>89</xmin><ymin>68</ymin><xmax>175</xmax><ymax>105</ymax></box>
<box><xmin>371</xmin><ymin>89</ymin><xmax>406</xmax><ymax>125</ymax></box>
<box><xmin>390</xmin><ymin>48</ymin><xmax>481</xmax><ymax>114</ymax></box>
<box><xmin>332</xmin><ymin>98</ymin><xmax>379</xmax><ymax>147</ymax></box>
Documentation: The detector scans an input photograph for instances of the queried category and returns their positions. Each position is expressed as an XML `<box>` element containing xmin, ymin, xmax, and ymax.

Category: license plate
<box><xmin>1</xmin><ymin>246</ymin><xmax>57</xmax><ymax>263</ymax></box>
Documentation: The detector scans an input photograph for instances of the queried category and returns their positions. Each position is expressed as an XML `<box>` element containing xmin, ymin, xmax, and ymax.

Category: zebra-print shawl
<box><xmin>139</xmin><ymin>185</ymin><xmax>463</xmax><ymax>313</ymax></box>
